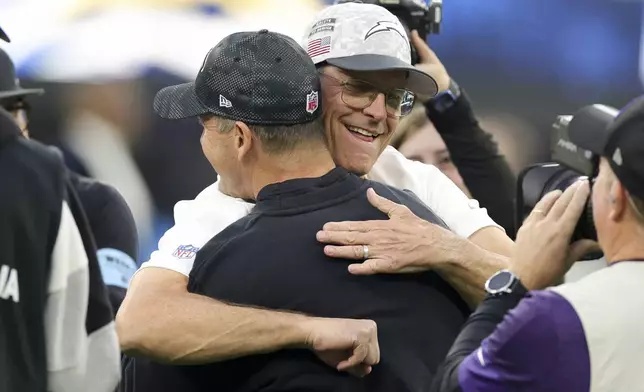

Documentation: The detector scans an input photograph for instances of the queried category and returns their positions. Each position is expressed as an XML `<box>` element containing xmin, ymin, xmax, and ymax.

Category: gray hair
<box><xmin>202</xmin><ymin>115</ymin><xmax>325</xmax><ymax>156</ymax></box>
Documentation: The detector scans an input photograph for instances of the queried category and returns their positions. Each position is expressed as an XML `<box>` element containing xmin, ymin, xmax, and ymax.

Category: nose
<box><xmin>362</xmin><ymin>93</ymin><xmax>388</xmax><ymax>122</ymax></box>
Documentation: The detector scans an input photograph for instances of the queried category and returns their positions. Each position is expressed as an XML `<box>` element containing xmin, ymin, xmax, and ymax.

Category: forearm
<box><xmin>117</xmin><ymin>271</ymin><xmax>311</xmax><ymax>364</ymax></box>
<box><xmin>433</xmin><ymin>237</ymin><xmax>509</xmax><ymax>307</ymax></box>
<box><xmin>430</xmin><ymin>292</ymin><xmax>524</xmax><ymax>392</ymax></box>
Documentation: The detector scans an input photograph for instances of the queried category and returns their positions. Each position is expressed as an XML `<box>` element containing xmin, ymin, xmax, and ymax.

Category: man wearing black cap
<box><xmin>120</xmin><ymin>29</ymin><xmax>474</xmax><ymax>391</ymax></box>
<box><xmin>0</xmin><ymin>44</ymin><xmax>139</xmax><ymax>312</ymax></box>
<box><xmin>0</xmin><ymin>104</ymin><xmax>121</xmax><ymax>392</ymax></box>
<box><xmin>429</xmin><ymin>97</ymin><xmax>644</xmax><ymax>392</ymax></box>
<box><xmin>0</xmin><ymin>27</ymin><xmax>120</xmax><ymax>392</ymax></box>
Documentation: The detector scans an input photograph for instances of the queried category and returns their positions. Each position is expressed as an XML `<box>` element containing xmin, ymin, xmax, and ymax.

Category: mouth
<box><xmin>346</xmin><ymin>125</ymin><xmax>379</xmax><ymax>142</ymax></box>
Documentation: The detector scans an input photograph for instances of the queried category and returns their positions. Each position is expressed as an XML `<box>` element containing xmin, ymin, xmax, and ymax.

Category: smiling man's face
<box><xmin>319</xmin><ymin>65</ymin><xmax>409</xmax><ymax>175</ymax></box>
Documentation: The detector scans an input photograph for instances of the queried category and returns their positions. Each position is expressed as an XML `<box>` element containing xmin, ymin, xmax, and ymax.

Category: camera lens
<box><xmin>517</xmin><ymin>164</ymin><xmax>597</xmax><ymax>243</ymax></box>
<box><xmin>540</xmin><ymin>168</ymin><xmax>597</xmax><ymax>242</ymax></box>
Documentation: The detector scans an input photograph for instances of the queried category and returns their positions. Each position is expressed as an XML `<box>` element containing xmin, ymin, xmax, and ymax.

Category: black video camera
<box><xmin>516</xmin><ymin>104</ymin><xmax>619</xmax><ymax>247</ymax></box>
<box><xmin>334</xmin><ymin>0</ymin><xmax>443</xmax><ymax>65</ymax></box>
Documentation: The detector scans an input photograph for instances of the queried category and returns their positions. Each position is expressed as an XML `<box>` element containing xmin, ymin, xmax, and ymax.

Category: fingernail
<box><xmin>325</xmin><ymin>246</ymin><xmax>334</xmax><ymax>255</ymax></box>
<box><xmin>316</xmin><ymin>231</ymin><xmax>326</xmax><ymax>240</ymax></box>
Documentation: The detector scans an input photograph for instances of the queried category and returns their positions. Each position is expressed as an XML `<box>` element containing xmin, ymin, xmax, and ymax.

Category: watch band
<box><xmin>428</xmin><ymin>78</ymin><xmax>461</xmax><ymax>113</ymax></box>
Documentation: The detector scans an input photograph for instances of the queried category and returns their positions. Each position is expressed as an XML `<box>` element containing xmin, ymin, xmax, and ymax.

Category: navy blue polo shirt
<box><xmin>126</xmin><ymin>168</ymin><xmax>470</xmax><ymax>392</ymax></box>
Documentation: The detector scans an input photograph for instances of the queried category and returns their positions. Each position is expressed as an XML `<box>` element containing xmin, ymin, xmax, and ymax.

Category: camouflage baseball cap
<box><xmin>302</xmin><ymin>2</ymin><xmax>438</xmax><ymax>96</ymax></box>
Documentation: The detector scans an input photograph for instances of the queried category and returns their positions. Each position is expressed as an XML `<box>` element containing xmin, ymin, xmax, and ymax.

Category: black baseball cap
<box><xmin>0</xmin><ymin>48</ymin><xmax>45</xmax><ymax>102</ymax></box>
<box><xmin>154</xmin><ymin>30</ymin><xmax>322</xmax><ymax>125</ymax></box>
<box><xmin>569</xmin><ymin>95</ymin><xmax>644</xmax><ymax>200</ymax></box>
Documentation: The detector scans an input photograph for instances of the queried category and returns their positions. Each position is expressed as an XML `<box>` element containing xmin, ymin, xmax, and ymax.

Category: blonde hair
<box><xmin>389</xmin><ymin>104</ymin><xmax>429</xmax><ymax>150</ymax></box>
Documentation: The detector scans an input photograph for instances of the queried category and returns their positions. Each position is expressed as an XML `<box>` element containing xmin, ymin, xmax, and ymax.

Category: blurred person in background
<box><xmin>429</xmin><ymin>96</ymin><xmax>644</xmax><ymax>392</ymax></box>
<box><xmin>0</xmin><ymin>27</ymin><xmax>120</xmax><ymax>392</ymax></box>
<box><xmin>118</xmin><ymin>2</ymin><xmax>512</xmax><ymax>375</ymax></box>
<box><xmin>0</xmin><ymin>106</ymin><xmax>121</xmax><ymax>392</ymax></box>
<box><xmin>390</xmin><ymin>104</ymin><xmax>471</xmax><ymax>197</ymax></box>
<box><xmin>0</xmin><ymin>45</ymin><xmax>139</xmax><ymax>311</ymax></box>
<box><xmin>61</xmin><ymin>80</ymin><xmax>156</xmax><ymax>251</ymax></box>
<box><xmin>388</xmin><ymin>36</ymin><xmax>517</xmax><ymax>236</ymax></box>
<box><xmin>0</xmin><ymin>102</ymin><xmax>120</xmax><ymax>391</ymax></box>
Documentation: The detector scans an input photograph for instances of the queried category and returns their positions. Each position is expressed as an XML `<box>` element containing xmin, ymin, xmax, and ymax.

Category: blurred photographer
<box><xmin>429</xmin><ymin>96</ymin><xmax>644</xmax><ymax>392</ymax></box>
<box><xmin>0</xmin><ymin>45</ymin><xmax>138</xmax><ymax>311</ymax></box>
<box><xmin>0</xmin><ymin>27</ymin><xmax>120</xmax><ymax>392</ymax></box>
<box><xmin>391</xmin><ymin>105</ymin><xmax>472</xmax><ymax>197</ymax></box>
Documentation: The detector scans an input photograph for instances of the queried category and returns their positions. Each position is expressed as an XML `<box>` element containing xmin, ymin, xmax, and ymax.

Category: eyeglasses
<box><xmin>319</xmin><ymin>72</ymin><xmax>415</xmax><ymax>118</ymax></box>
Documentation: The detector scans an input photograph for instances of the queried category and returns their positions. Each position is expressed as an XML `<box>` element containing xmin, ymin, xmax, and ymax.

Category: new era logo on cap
<box><xmin>219</xmin><ymin>95</ymin><xmax>232</xmax><ymax>108</ymax></box>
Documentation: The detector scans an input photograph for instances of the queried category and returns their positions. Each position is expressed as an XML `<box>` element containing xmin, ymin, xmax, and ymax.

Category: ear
<box><xmin>608</xmin><ymin>180</ymin><xmax>627</xmax><ymax>222</ymax></box>
<box><xmin>234</xmin><ymin>121</ymin><xmax>254</xmax><ymax>161</ymax></box>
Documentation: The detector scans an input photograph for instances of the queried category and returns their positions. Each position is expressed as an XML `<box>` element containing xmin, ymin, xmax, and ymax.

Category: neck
<box><xmin>250</xmin><ymin>145</ymin><xmax>336</xmax><ymax>199</ymax></box>
<box><xmin>604</xmin><ymin>224</ymin><xmax>644</xmax><ymax>264</ymax></box>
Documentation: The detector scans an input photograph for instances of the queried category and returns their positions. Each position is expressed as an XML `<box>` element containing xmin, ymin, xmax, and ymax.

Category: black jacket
<box><xmin>0</xmin><ymin>109</ymin><xmax>119</xmax><ymax>392</ymax></box>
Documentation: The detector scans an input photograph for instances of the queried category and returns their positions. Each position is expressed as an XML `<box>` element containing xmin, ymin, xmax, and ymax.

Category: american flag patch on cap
<box><xmin>307</xmin><ymin>36</ymin><xmax>331</xmax><ymax>58</ymax></box>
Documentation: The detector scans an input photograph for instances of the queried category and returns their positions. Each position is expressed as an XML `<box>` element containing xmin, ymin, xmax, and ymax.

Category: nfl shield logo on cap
<box><xmin>306</xmin><ymin>91</ymin><xmax>319</xmax><ymax>114</ymax></box>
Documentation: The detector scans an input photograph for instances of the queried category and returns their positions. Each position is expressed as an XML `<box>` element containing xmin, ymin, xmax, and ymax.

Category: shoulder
<box><xmin>168</xmin><ymin>181</ymin><xmax>253</xmax><ymax>246</ymax></box>
<box><xmin>459</xmin><ymin>291</ymin><xmax>590</xmax><ymax>391</ymax></box>
<box><xmin>188</xmin><ymin>213</ymin><xmax>261</xmax><ymax>289</ymax></box>
<box><xmin>70</xmin><ymin>174</ymin><xmax>133</xmax><ymax>219</ymax></box>
<box><xmin>139</xmin><ymin>184</ymin><xmax>253</xmax><ymax>276</ymax></box>
<box><xmin>1</xmin><ymin>139</ymin><xmax>67</xmax><ymax>214</ymax></box>
<box><xmin>488</xmin><ymin>291</ymin><xmax>577</xmax><ymax>348</ymax></box>
<box><xmin>480</xmin><ymin>290</ymin><xmax>587</xmax><ymax>367</ymax></box>
<box><xmin>370</xmin><ymin>147</ymin><xmax>499</xmax><ymax>238</ymax></box>
<box><xmin>369</xmin><ymin>146</ymin><xmax>443</xmax><ymax>193</ymax></box>
<box><xmin>173</xmin><ymin>181</ymin><xmax>253</xmax><ymax>225</ymax></box>
<box><xmin>195</xmin><ymin>213</ymin><xmax>261</xmax><ymax>262</ymax></box>
<box><xmin>3</xmin><ymin>138</ymin><xmax>66</xmax><ymax>184</ymax></box>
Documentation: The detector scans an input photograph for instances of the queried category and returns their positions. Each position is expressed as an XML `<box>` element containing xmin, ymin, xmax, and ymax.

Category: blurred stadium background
<box><xmin>1</xmin><ymin>0</ymin><xmax>642</xmax><ymax>261</ymax></box>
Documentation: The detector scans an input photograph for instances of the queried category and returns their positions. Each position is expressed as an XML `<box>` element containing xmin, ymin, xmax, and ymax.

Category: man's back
<box><xmin>181</xmin><ymin>168</ymin><xmax>470</xmax><ymax>392</ymax></box>
<box><xmin>552</xmin><ymin>262</ymin><xmax>644</xmax><ymax>392</ymax></box>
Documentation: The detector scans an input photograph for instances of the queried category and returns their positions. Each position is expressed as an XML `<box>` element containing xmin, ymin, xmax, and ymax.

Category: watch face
<box><xmin>487</xmin><ymin>271</ymin><xmax>513</xmax><ymax>292</ymax></box>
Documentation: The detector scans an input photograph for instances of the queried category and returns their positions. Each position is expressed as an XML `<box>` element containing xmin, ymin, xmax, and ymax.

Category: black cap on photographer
<box><xmin>569</xmin><ymin>95</ymin><xmax>644</xmax><ymax>200</ymax></box>
<box><xmin>154</xmin><ymin>30</ymin><xmax>321</xmax><ymax>125</ymax></box>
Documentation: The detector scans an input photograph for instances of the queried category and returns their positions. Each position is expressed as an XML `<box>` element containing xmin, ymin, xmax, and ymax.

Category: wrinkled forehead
<box><xmin>322</xmin><ymin>65</ymin><xmax>409</xmax><ymax>90</ymax></box>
